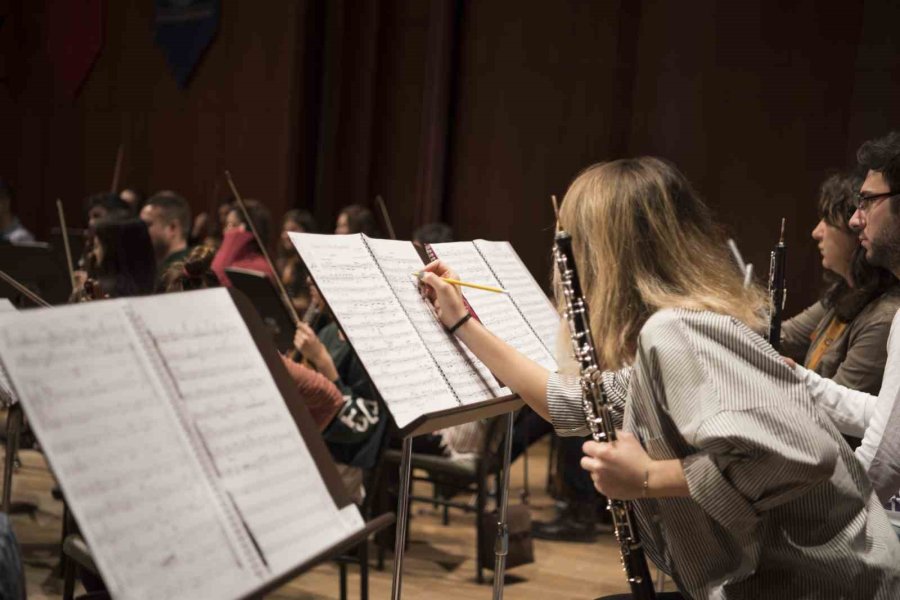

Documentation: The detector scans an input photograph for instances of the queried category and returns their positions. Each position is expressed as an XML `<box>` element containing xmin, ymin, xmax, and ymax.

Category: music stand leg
<box><xmin>492</xmin><ymin>411</ymin><xmax>515</xmax><ymax>600</ymax></box>
<box><xmin>3</xmin><ymin>404</ymin><xmax>21</xmax><ymax>513</ymax></box>
<box><xmin>390</xmin><ymin>437</ymin><xmax>413</xmax><ymax>600</ymax></box>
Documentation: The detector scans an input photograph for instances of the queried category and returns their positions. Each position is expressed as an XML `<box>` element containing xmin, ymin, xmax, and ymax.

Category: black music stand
<box><xmin>226</xmin><ymin>267</ymin><xmax>297</xmax><ymax>354</ymax></box>
<box><xmin>0</xmin><ymin>242</ymin><xmax>71</xmax><ymax>306</ymax></box>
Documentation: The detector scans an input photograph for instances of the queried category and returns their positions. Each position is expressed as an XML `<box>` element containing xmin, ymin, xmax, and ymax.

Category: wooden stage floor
<box><xmin>8</xmin><ymin>437</ymin><xmax>639</xmax><ymax>599</ymax></box>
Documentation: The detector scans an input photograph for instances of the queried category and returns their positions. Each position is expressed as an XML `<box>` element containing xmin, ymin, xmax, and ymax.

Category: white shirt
<box><xmin>796</xmin><ymin>308</ymin><xmax>900</xmax><ymax>519</ymax></box>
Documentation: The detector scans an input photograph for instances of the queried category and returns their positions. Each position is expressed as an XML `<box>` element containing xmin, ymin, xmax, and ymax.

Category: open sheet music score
<box><xmin>429</xmin><ymin>241</ymin><xmax>559</xmax><ymax>369</ymax></box>
<box><xmin>290</xmin><ymin>233</ymin><xmax>559</xmax><ymax>429</ymax></box>
<box><xmin>0</xmin><ymin>299</ymin><xmax>17</xmax><ymax>405</ymax></box>
<box><xmin>0</xmin><ymin>288</ymin><xmax>364</xmax><ymax>600</ymax></box>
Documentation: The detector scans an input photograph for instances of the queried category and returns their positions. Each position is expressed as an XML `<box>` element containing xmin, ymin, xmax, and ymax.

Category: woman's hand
<box><xmin>580</xmin><ymin>431</ymin><xmax>654</xmax><ymax>500</ymax></box>
<box><xmin>293</xmin><ymin>322</ymin><xmax>338</xmax><ymax>381</ymax></box>
<box><xmin>418</xmin><ymin>260</ymin><xmax>470</xmax><ymax>329</ymax></box>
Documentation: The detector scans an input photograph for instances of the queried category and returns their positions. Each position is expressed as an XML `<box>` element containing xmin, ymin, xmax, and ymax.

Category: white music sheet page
<box><xmin>430</xmin><ymin>242</ymin><xmax>558</xmax><ymax>371</ymax></box>
<box><xmin>129</xmin><ymin>289</ymin><xmax>363</xmax><ymax>577</ymax></box>
<box><xmin>0</xmin><ymin>301</ymin><xmax>256</xmax><ymax>600</ymax></box>
<box><xmin>0</xmin><ymin>308</ymin><xmax>18</xmax><ymax>404</ymax></box>
<box><xmin>364</xmin><ymin>237</ymin><xmax>504</xmax><ymax>404</ymax></box>
<box><xmin>291</xmin><ymin>233</ymin><xmax>459</xmax><ymax>428</ymax></box>
<box><xmin>473</xmin><ymin>240</ymin><xmax>560</xmax><ymax>356</ymax></box>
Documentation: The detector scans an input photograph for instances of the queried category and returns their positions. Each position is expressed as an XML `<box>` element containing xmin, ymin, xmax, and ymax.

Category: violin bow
<box><xmin>223</xmin><ymin>171</ymin><xmax>301</xmax><ymax>327</ymax></box>
<box><xmin>110</xmin><ymin>144</ymin><xmax>124</xmax><ymax>194</ymax></box>
<box><xmin>56</xmin><ymin>199</ymin><xmax>77</xmax><ymax>293</ymax></box>
<box><xmin>375</xmin><ymin>195</ymin><xmax>396</xmax><ymax>240</ymax></box>
<box><xmin>0</xmin><ymin>271</ymin><xmax>51</xmax><ymax>308</ymax></box>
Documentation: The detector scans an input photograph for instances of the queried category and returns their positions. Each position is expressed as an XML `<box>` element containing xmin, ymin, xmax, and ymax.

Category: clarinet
<box><xmin>766</xmin><ymin>218</ymin><xmax>787</xmax><ymax>352</ymax></box>
<box><xmin>553</xmin><ymin>230</ymin><xmax>656</xmax><ymax>600</ymax></box>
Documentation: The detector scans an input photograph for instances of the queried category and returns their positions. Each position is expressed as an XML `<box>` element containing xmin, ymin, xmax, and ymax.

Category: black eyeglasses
<box><xmin>853</xmin><ymin>191</ymin><xmax>898</xmax><ymax>214</ymax></box>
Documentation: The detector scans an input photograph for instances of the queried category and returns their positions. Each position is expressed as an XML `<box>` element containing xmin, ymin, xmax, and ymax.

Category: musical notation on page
<box><xmin>0</xmin><ymin>301</ymin><xmax>254</xmax><ymax>600</ymax></box>
<box><xmin>129</xmin><ymin>289</ymin><xmax>362</xmax><ymax>575</ymax></box>
<box><xmin>365</xmin><ymin>238</ymin><xmax>504</xmax><ymax>404</ymax></box>
<box><xmin>473</xmin><ymin>240</ymin><xmax>560</xmax><ymax>356</ymax></box>
<box><xmin>430</xmin><ymin>242</ymin><xmax>557</xmax><ymax>371</ymax></box>
<box><xmin>291</xmin><ymin>233</ymin><xmax>460</xmax><ymax>427</ymax></box>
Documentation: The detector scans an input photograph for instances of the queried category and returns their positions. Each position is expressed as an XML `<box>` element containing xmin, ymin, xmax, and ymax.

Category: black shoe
<box><xmin>532</xmin><ymin>513</ymin><xmax>601</xmax><ymax>542</ymax></box>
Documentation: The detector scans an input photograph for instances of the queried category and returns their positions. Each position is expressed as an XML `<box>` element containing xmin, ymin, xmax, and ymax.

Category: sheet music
<box><xmin>129</xmin><ymin>289</ymin><xmax>363</xmax><ymax>577</ymax></box>
<box><xmin>0</xmin><ymin>311</ymin><xmax>18</xmax><ymax>406</ymax></box>
<box><xmin>364</xmin><ymin>238</ymin><xmax>504</xmax><ymax>404</ymax></box>
<box><xmin>473</xmin><ymin>240</ymin><xmax>560</xmax><ymax>356</ymax></box>
<box><xmin>0</xmin><ymin>302</ymin><xmax>255</xmax><ymax>600</ymax></box>
<box><xmin>291</xmin><ymin>233</ymin><xmax>460</xmax><ymax>428</ymax></box>
<box><xmin>430</xmin><ymin>242</ymin><xmax>557</xmax><ymax>371</ymax></box>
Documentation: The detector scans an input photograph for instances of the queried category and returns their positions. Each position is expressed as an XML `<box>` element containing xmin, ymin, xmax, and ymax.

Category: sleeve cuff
<box><xmin>546</xmin><ymin>372</ymin><xmax>589</xmax><ymax>437</ymax></box>
<box><xmin>682</xmin><ymin>452</ymin><xmax>759</xmax><ymax>534</ymax></box>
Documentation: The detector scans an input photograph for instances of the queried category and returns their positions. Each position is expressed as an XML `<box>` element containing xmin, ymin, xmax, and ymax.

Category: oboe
<box><xmin>553</xmin><ymin>230</ymin><xmax>656</xmax><ymax>600</ymax></box>
<box><xmin>766</xmin><ymin>218</ymin><xmax>787</xmax><ymax>351</ymax></box>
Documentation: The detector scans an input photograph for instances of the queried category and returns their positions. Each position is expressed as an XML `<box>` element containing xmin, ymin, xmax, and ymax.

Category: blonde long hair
<box><xmin>557</xmin><ymin>157</ymin><xmax>768</xmax><ymax>369</ymax></box>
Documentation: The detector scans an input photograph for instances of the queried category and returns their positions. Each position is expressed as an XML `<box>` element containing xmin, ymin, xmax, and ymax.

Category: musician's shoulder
<box><xmin>639</xmin><ymin>309</ymin><xmax>731</xmax><ymax>350</ymax></box>
<box><xmin>638</xmin><ymin>309</ymin><xmax>690</xmax><ymax>350</ymax></box>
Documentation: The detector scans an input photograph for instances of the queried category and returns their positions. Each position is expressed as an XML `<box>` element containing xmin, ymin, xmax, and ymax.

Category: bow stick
<box><xmin>0</xmin><ymin>271</ymin><xmax>51</xmax><ymax>308</ymax></box>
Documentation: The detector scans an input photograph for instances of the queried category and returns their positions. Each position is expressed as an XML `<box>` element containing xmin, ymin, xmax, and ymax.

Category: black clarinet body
<box><xmin>766</xmin><ymin>219</ymin><xmax>787</xmax><ymax>352</ymax></box>
<box><xmin>553</xmin><ymin>230</ymin><xmax>656</xmax><ymax>600</ymax></box>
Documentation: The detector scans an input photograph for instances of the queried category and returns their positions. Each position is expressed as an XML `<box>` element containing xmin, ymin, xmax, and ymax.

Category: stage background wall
<box><xmin>3</xmin><ymin>0</ymin><xmax>898</xmax><ymax>315</ymax></box>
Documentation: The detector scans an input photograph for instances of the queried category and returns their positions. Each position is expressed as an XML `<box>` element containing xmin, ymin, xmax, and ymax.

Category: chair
<box><xmin>377</xmin><ymin>416</ymin><xmax>508</xmax><ymax>583</ymax></box>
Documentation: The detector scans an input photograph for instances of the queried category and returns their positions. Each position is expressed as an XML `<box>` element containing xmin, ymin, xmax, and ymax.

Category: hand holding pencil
<box><xmin>417</xmin><ymin>261</ymin><xmax>475</xmax><ymax>331</ymax></box>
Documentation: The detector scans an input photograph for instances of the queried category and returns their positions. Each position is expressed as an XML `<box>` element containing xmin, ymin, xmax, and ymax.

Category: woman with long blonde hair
<box><xmin>420</xmin><ymin>157</ymin><xmax>900</xmax><ymax>599</ymax></box>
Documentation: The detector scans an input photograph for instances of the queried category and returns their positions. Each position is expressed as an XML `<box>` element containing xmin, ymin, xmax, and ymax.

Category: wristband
<box><xmin>447</xmin><ymin>313</ymin><xmax>472</xmax><ymax>335</ymax></box>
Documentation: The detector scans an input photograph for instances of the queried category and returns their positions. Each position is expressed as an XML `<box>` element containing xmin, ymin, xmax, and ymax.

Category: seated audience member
<box><xmin>335</xmin><ymin>204</ymin><xmax>380</xmax><ymax>236</ymax></box>
<box><xmin>162</xmin><ymin>245</ymin><xmax>344</xmax><ymax>433</ymax></box>
<box><xmin>276</xmin><ymin>209</ymin><xmax>318</xmax><ymax>314</ymax></box>
<box><xmin>211</xmin><ymin>199</ymin><xmax>274</xmax><ymax>286</ymax></box>
<box><xmin>795</xmin><ymin>132</ymin><xmax>900</xmax><ymax>533</ymax></box>
<box><xmin>85</xmin><ymin>192</ymin><xmax>130</xmax><ymax>228</ymax></box>
<box><xmin>72</xmin><ymin>218</ymin><xmax>156</xmax><ymax>299</ymax></box>
<box><xmin>293</xmin><ymin>320</ymin><xmax>387</xmax><ymax>504</ymax></box>
<box><xmin>0</xmin><ymin>180</ymin><xmax>34</xmax><ymax>244</ymax></box>
<box><xmin>140</xmin><ymin>191</ymin><xmax>192</xmax><ymax>278</ymax></box>
<box><xmin>782</xmin><ymin>172</ymin><xmax>900</xmax><ymax>396</ymax></box>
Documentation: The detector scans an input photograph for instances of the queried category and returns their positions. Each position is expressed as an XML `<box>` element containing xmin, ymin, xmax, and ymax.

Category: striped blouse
<box><xmin>547</xmin><ymin>308</ymin><xmax>900</xmax><ymax>599</ymax></box>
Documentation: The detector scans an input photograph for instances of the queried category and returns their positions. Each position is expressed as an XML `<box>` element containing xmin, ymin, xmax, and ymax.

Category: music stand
<box><xmin>0</xmin><ymin>242</ymin><xmax>71</xmax><ymax>306</ymax></box>
<box><xmin>225</xmin><ymin>267</ymin><xmax>297</xmax><ymax>354</ymax></box>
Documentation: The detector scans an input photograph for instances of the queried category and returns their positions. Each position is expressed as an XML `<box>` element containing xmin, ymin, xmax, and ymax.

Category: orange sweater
<box><xmin>279</xmin><ymin>355</ymin><xmax>344</xmax><ymax>431</ymax></box>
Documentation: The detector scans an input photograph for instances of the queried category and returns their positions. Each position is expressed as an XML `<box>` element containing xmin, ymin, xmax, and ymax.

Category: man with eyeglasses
<box><xmin>792</xmin><ymin>131</ymin><xmax>900</xmax><ymax>536</ymax></box>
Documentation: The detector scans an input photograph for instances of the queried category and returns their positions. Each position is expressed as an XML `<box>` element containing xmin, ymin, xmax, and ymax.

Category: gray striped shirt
<box><xmin>547</xmin><ymin>308</ymin><xmax>900</xmax><ymax>599</ymax></box>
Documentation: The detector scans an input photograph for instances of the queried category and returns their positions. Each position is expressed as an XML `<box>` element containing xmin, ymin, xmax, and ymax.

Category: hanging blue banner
<box><xmin>154</xmin><ymin>0</ymin><xmax>219</xmax><ymax>88</ymax></box>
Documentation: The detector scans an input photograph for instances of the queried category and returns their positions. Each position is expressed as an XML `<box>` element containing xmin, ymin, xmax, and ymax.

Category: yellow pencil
<box><xmin>413</xmin><ymin>272</ymin><xmax>508</xmax><ymax>294</ymax></box>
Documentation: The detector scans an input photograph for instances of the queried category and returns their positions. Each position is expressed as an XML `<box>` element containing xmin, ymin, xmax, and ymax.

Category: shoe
<box><xmin>531</xmin><ymin>504</ymin><xmax>612</xmax><ymax>542</ymax></box>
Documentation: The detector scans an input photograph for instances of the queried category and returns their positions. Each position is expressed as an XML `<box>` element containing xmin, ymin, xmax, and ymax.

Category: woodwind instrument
<box><xmin>766</xmin><ymin>218</ymin><xmax>787</xmax><ymax>351</ymax></box>
<box><xmin>553</xmin><ymin>230</ymin><xmax>656</xmax><ymax>600</ymax></box>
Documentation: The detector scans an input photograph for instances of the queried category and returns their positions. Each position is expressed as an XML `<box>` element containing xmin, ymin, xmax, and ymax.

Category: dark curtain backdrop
<box><xmin>2</xmin><ymin>0</ymin><xmax>898</xmax><ymax>313</ymax></box>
